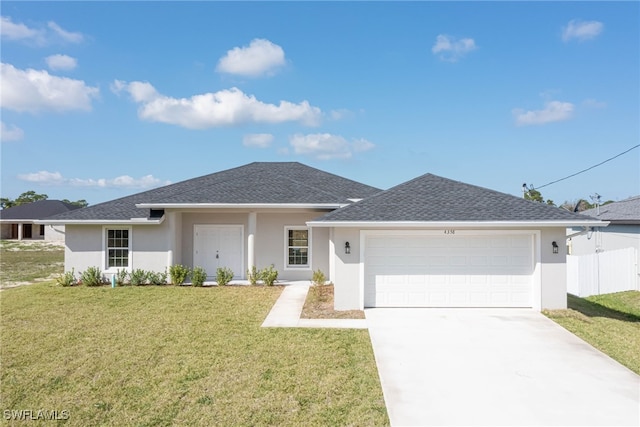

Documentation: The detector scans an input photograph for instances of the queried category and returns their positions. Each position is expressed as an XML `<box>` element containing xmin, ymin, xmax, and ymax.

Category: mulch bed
<box><xmin>301</xmin><ymin>284</ymin><xmax>365</xmax><ymax>319</ymax></box>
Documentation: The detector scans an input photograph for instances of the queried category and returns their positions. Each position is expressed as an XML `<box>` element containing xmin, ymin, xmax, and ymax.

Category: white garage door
<box><xmin>364</xmin><ymin>233</ymin><xmax>534</xmax><ymax>308</ymax></box>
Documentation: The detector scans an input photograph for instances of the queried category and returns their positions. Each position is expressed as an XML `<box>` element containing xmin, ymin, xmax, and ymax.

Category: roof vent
<box><xmin>150</xmin><ymin>209</ymin><xmax>165</xmax><ymax>219</ymax></box>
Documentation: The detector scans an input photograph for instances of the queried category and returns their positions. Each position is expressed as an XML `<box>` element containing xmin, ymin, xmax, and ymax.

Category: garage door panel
<box><xmin>364</xmin><ymin>234</ymin><xmax>534</xmax><ymax>308</ymax></box>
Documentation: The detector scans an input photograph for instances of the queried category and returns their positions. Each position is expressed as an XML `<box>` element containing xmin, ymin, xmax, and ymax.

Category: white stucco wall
<box><xmin>330</xmin><ymin>227</ymin><xmax>569</xmax><ymax>311</ymax></box>
<box><xmin>65</xmin><ymin>225</ymin><xmax>103</xmax><ymax>273</ymax></box>
<box><xmin>257</xmin><ymin>212</ymin><xmax>329</xmax><ymax>281</ymax></box>
<box><xmin>539</xmin><ymin>228</ymin><xmax>568</xmax><ymax>310</ymax></box>
<box><xmin>332</xmin><ymin>227</ymin><xmax>364</xmax><ymax>310</ymax></box>
<box><xmin>44</xmin><ymin>225</ymin><xmax>66</xmax><ymax>241</ymax></box>
<box><xmin>569</xmin><ymin>225</ymin><xmax>640</xmax><ymax>256</ymax></box>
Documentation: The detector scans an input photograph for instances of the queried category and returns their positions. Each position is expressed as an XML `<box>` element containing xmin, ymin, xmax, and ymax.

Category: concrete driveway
<box><xmin>366</xmin><ymin>308</ymin><xmax>640</xmax><ymax>426</ymax></box>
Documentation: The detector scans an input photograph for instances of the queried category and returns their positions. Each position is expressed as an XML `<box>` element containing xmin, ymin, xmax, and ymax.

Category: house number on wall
<box><xmin>444</xmin><ymin>229</ymin><xmax>455</xmax><ymax>235</ymax></box>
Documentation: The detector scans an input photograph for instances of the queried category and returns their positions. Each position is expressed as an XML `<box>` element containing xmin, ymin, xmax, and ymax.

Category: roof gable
<box><xmin>314</xmin><ymin>173</ymin><xmax>598</xmax><ymax>223</ymax></box>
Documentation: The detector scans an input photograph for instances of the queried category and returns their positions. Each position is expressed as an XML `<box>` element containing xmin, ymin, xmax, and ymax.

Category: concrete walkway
<box><xmin>261</xmin><ymin>282</ymin><xmax>367</xmax><ymax>329</ymax></box>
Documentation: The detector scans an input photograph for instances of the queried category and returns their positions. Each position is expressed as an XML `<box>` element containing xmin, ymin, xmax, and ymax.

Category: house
<box><xmin>41</xmin><ymin>162</ymin><xmax>604</xmax><ymax>311</ymax></box>
<box><xmin>0</xmin><ymin>200</ymin><xmax>80</xmax><ymax>241</ymax></box>
<box><xmin>568</xmin><ymin>196</ymin><xmax>640</xmax><ymax>256</ymax></box>
<box><xmin>566</xmin><ymin>196</ymin><xmax>640</xmax><ymax>295</ymax></box>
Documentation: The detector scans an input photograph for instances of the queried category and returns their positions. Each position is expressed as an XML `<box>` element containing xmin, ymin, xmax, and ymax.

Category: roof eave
<box><xmin>135</xmin><ymin>203</ymin><xmax>346</xmax><ymax>210</ymax></box>
<box><xmin>306</xmin><ymin>220</ymin><xmax>610</xmax><ymax>228</ymax></box>
<box><xmin>35</xmin><ymin>217</ymin><xmax>165</xmax><ymax>226</ymax></box>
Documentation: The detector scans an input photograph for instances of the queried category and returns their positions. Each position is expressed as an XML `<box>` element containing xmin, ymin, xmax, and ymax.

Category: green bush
<box><xmin>216</xmin><ymin>267</ymin><xmax>234</xmax><ymax>286</ymax></box>
<box><xmin>312</xmin><ymin>268</ymin><xmax>326</xmax><ymax>286</ymax></box>
<box><xmin>169</xmin><ymin>265</ymin><xmax>190</xmax><ymax>286</ymax></box>
<box><xmin>247</xmin><ymin>265</ymin><xmax>259</xmax><ymax>286</ymax></box>
<box><xmin>115</xmin><ymin>269</ymin><xmax>129</xmax><ymax>286</ymax></box>
<box><xmin>80</xmin><ymin>266</ymin><xmax>104</xmax><ymax>287</ymax></box>
<box><xmin>129</xmin><ymin>269</ymin><xmax>149</xmax><ymax>286</ymax></box>
<box><xmin>147</xmin><ymin>270</ymin><xmax>168</xmax><ymax>286</ymax></box>
<box><xmin>191</xmin><ymin>266</ymin><xmax>207</xmax><ymax>287</ymax></box>
<box><xmin>56</xmin><ymin>269</ymin><xmax>76</xmax><ymax>287</ymax></box>
<box><xmin>260</xmin><ymin>265</ymin><xmax>278</xmax><ymax>286</ymax></box>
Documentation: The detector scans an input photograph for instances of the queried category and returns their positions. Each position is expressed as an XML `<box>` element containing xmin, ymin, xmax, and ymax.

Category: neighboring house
<box><xmin>41</xmin><ymin>162</ymin><xmax>603</xmax><ymax>311</ymax></box>
<box><xmin>566</xmin><ymin>196</ymin><xmax>640</xmax><ymax>296</ymax></box>
<box><xmin>569</xmin><ymin>196</ymin><xmax>640</xmax><ymax>256</ymax></box>
<box><xmin>0</xmin><ymin>200</ymin><xmax>80</xmax><ymax>241</ymax></box>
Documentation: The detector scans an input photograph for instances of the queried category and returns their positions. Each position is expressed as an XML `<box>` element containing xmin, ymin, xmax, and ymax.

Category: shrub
<box><xmin>247</xmin><ymin>265</ymin><xmax>259</xmax><ymax>286</ymax></box>
<box><xmin>56</xmin><ymin>269</ymin><xmax>76</xmax><ymax>287</ymax></box>
<box><xmin>147</xmin><ymin>271</ymin><xmax>168</xmax><ymax>286</ymax></box>
<box><xmin>115</xmin><ymin>269</ymin><xmax>129</xmax><ymax>286</ymax></box>
<box><xmin>216</xmin><ymin>267</ymin><xmax>234</xmax><ymax>286</ymax></box>
<box><xmin>129</xmin><ymin>269</ymin><xmax>149</xmax><ymax>286</ymax></box>
<box><xmin>80</xmin><ymin>266</ymin><xmax>104</xmax><ymax>287</ymax></box>
<box><xmin>312</xmin><ymin>268</ymin><xmax>327</xmax><ymax>286</ymax></box>
<box><xmin>260</xmin><ymin>265</ymin><xmax>278</xmax><ymax>286</ymax></box>
<box><xmin>191</xmin><ymin>267</ymin><xmax>207</xmax><ymax>287</ymax></box>
<box><xmin>169</xmin><ymin>265</ymin><xmax>190</xmax><ymax>286</ymax></box>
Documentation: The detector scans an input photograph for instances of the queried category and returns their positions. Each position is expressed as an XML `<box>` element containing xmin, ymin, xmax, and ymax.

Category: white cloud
<box><xmin>45</xmin><ymin>54</ymin><xmax>78</xmax><ymax>71</ymax></box>
<box><xmin>1</xmin><ymin>63</ymin><xmax>99</xmax><ymax>113</ymax></box>
<box><xmin>18</xmin><ymin>171</ymin><xmax>170</xmax><ymax>189</ymax></box>
<box><xmin>562</xmin><ymin>19</ymin><xmax>603</xmax><ymax>42</ymax></box>
<box><xmin>0</xmin><ymin>16</ymin><xmax>43</xmax><ymax>43</ymax></box>
<box><xmin>216</xmin><ymin>38</ymin><xmax>286</xmax><ymax>77</ymax></box>
<box><xmin>47</xmin><ymin>21</ymin><xmax>84</xmax><ymax>43</ymax></box>
<box><xmin>243</xmin><ymin>133</ymin><xmax>274</xmax><ymax>148</ymax></box>
<box><xmin>0</xmin><ymin>16</ymin><xmax>84</xmax><ymax>45</ymax></box>
<box><xmin>513</xmin><ymin>100</ymin><xmax>575</xmax><ymax>126</ymax></box>
<box><xmin>432</xmin><ymin>34</ymin><xmax>477</xmax><ymax>62</ymax></box>
<box><xmin>113</xmin><ymin>80</ymin><xmax>322</xmax><ymax>129</ymax></box>
<box><xmin>17</xmin><ymin>171</ymin><xmax>65</xmax><ymax>184</ymax></box>
<box><xmin>289</xmin><ymin>133</ymin><xmax>375</xmax><ymax>160</ymax></box>
<box><xmin>0</xmin><ymin>121</ymin><xmax>25</xmax><ymax>142</ymax></box>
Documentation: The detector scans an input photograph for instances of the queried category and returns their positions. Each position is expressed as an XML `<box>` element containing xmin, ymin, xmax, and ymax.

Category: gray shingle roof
<box><xmin>0</xmin><ymin>200</ymin><xmax>80</xmax><ymax>221</ymax></box>
<box><xmin>314</xmin><ymin>173</ymin><xmax>598</xmax><ymax>223</ymax></box>
<box><xmin>580</xmin><ymin>196</ymin><xmax>640</xmax><ymax>223</ymax></box>
<box><xmin>47</xmin><ymin>162</ymin><xmax>381</xmax><ymax>222</ymax></box>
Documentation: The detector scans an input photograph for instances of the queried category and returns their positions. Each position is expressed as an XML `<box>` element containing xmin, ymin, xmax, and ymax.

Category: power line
<box><xmin>536</xmin><ymin>144</ymin><xmax>640</xmax><ymax>190</ymax></box>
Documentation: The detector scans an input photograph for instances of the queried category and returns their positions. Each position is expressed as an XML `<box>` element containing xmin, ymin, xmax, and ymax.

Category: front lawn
<box><xmin>544</xmin><ymin>291</ymin><xmax>640</xmax><ymax>375</ymax></box>
<box><xmin>0</xmin><ymin>283</ymin><xmax>388</xmax><ymax>426</ymax></box>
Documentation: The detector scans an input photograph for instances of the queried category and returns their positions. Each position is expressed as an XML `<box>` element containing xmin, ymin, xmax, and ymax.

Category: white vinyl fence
<box><xmin>567</xmin><ymin>247</ymin><xmax>639</xmax><ymax>297</ymax></box>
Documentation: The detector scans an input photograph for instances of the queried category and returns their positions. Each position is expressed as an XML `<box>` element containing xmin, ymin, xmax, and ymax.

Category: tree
<box><xmin>0</xmin><ymin>191</ymin><xmax>48</xmax><ymax>209</ymax></box>
<box><xmin>0</xmin><ymin>192</ymin><xmax>89</xmax><ymax>209</ymax></box>
<box><xmin>62</xmin><ymin>199</ymin><xmax>89</xmax><ymax>208</ymax></box>
<box><xmin>523</xmin><ymin>186</ymin><xmax>555</xmax><ymax>206</ymax></box>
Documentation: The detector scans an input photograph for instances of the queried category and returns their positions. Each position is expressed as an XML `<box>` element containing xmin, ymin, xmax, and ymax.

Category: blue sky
<box><xmin>1</xmin><ymin>2</ymin><xmax>638</xmax><ymax>206</ymax></box>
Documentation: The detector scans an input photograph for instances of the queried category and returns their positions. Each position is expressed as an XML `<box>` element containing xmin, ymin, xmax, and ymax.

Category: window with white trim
<box><xmin>285</xmin><ymin>227</ymin><xmax>310</xmax><ymax>268</ymax></box>
<box><xmin>106</xmin><ymin>228</ymin><xmax>130</xmax><ymax>268</ymax></box>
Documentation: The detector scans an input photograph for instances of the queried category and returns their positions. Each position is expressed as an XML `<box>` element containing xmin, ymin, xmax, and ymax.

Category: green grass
<box><xmin>544</xmin><ymin>291</ymin><xmax>640</xmax><ymax>375</ymax></box>
<box><xmin>0</xmin><ymin>283</ymin><xmax>389</xmax><ymax>426</ymax></box>
<box><xmin>0</xmin><ymin>240</ymin><xmax>64</xmax><ymax>285</ymax></box>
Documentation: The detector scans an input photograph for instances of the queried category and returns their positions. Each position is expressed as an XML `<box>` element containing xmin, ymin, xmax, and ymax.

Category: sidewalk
<box><xmin>261</xmin><ymin>282</ymin><xmax>367</xmax><ymax>329</ymax></box>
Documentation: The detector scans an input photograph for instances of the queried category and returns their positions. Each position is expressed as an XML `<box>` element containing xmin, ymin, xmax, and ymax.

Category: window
<box><xmin>39</xmin><ymin>225</ymin><xmax>45</xmax><ymax>236</ymax></box>
<box><xmin>106</xmin><ymin>228</ymin><xmax>130</xmax><ymax>268</ymax></box>
<box><xmin>285</xmin><ymin>227</ymin><xmax>310</xmax><ymax>268</ymax></box>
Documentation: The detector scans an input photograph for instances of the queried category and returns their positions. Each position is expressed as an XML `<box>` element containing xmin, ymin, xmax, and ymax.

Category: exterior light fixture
<box><xmin>552</xmin><ymin>241</ymin><xmax>559</xmax><ymax>254</ymax></box>
<box><xmin>345</xmin><ymin>241</ymin><xmax>351</xmax><ymax>254</ymax></box>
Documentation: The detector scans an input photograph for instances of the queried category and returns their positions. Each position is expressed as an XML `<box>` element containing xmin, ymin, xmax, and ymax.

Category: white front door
<box><xmin>194</xmin><ymin>225</ymin><xmax>244</xmax><ymax>279</ymax></box>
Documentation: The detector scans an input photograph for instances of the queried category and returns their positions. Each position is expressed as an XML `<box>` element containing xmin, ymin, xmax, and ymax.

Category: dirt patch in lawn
<box><xmin>301</xmin><ymin>284</ymin><xmax>365</xmax><ymax>319</ymax></box>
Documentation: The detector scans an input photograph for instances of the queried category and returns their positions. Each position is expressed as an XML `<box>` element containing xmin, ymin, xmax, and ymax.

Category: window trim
<box><xmin>102</xmin><ymin>226</ymin><xmax>132</xmax><ymax>273</ymax></box>
<box><xmin>284</xmin><ymin>226</ymin><xmax>312</xmax><ymax>270</ymax></box>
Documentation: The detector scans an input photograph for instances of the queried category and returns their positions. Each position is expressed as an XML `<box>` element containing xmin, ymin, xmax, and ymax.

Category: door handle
<box><xmin>216</xmin><ymin>251</ymin><xmax>219</xmax><ymax>259</ymax></box>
